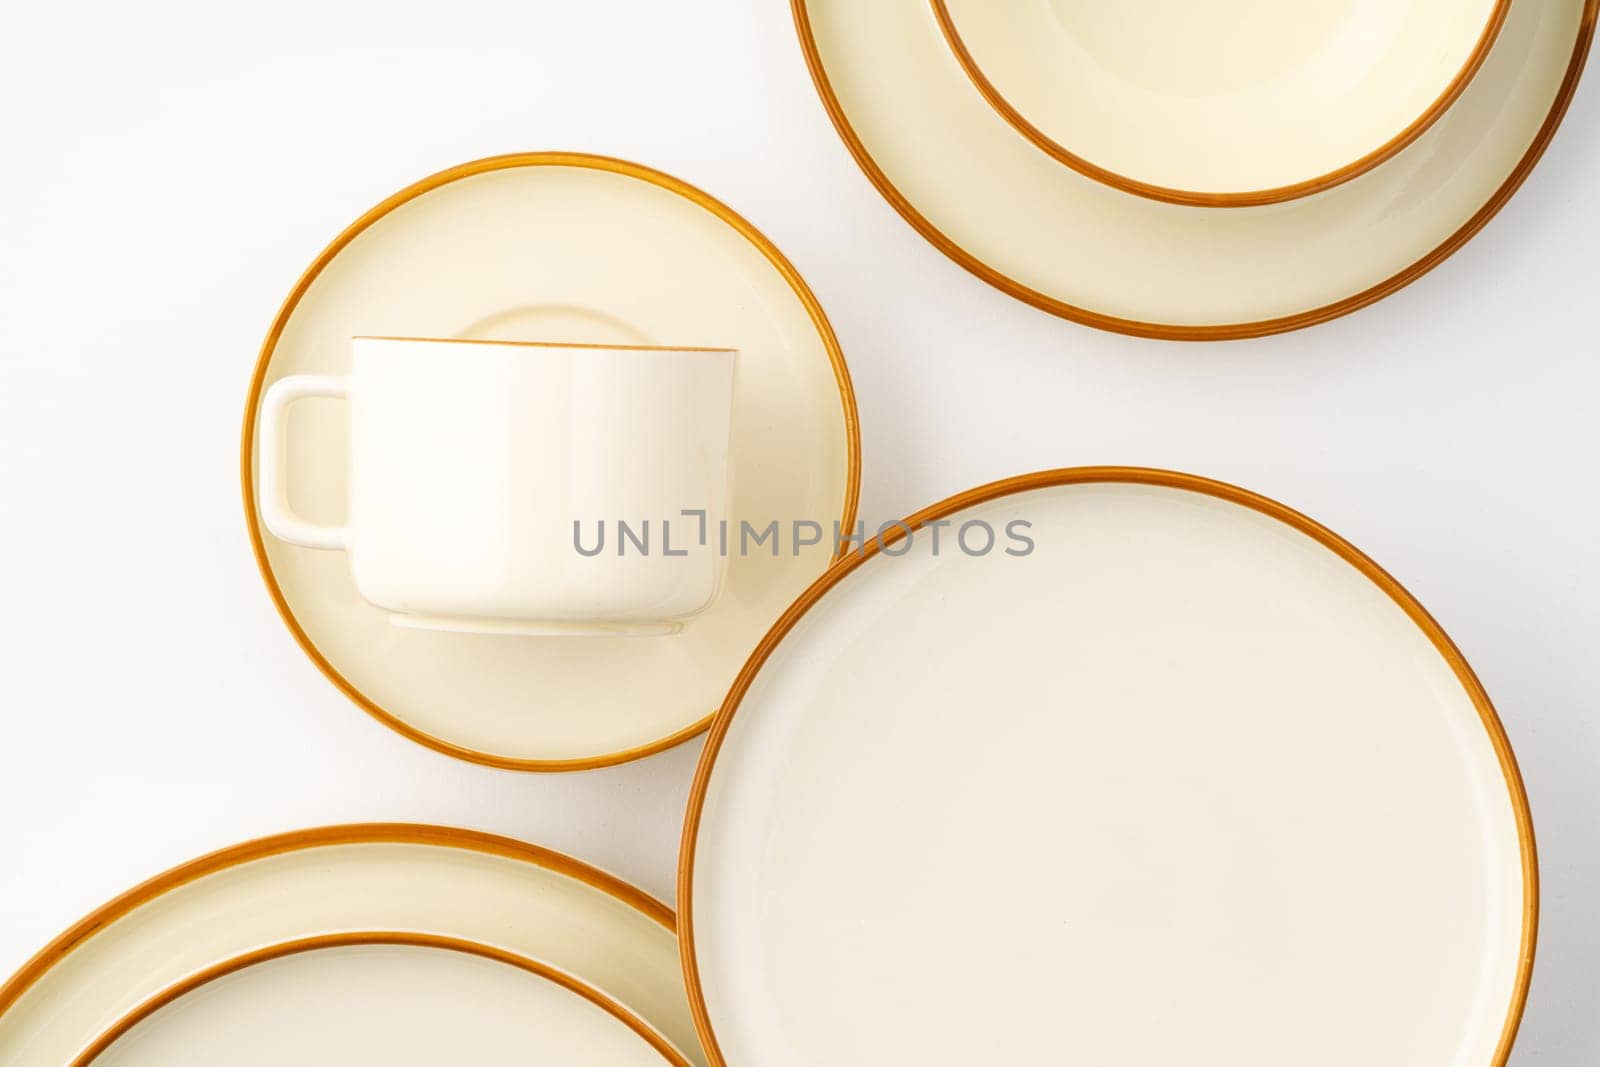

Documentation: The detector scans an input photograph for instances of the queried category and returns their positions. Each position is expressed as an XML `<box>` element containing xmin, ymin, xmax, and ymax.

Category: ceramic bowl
<box><xmin>932</xmin><ymin>0</ymin><xmax>1510</xmax><ymax>206</ymax></box>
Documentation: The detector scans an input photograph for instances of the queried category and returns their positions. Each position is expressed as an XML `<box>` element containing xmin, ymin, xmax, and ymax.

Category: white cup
<box><xmin>258</xmin><ymin>336</ymin><xmax>736</xmax><ymax>636</ymax></box>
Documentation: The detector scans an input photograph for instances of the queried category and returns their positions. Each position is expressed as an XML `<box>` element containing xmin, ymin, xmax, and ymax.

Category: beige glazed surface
<box><xmin>0</xmin><ymin>826</ymin><xmax>706</xmax><ymax>1066</ymax></box>
<box><xmin>78</xmin><ymin>939</ymin><xmax>680</xmax><ymax>1067</ymax></box>
<box><xmin>797</xmin><ymin>0</ymin><xmax>1595</xmax><ymax>336</ymax></box>
<box><xmin>935</xmin><ymin>0</ymin><xmax>1506</xmax><ymax>204</ymax></box>
<box><xmin>682</xmin><ymin>471</ymin><xmax>1535</xmax><ymax>1066</ymax></box>
<box><xmin>243</xmin><ymin>153</ymin><xmax>859</xmax><ymax>769</ymax></box>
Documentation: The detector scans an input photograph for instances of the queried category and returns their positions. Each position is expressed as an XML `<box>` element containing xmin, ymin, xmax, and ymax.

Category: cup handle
<box><xmin>257</xmin><ymin>374</ymin><xmax>349</xmax><ymax>550</ymax></box>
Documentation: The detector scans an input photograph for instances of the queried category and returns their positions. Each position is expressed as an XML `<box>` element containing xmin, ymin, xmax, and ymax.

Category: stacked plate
<box><xmin>0</xmin><ymin>826</ymin><xmax>708</xmax><ymax>1066</ymax></box>
<box><xmin>795</xmin><ymin>0</ymin><xmax>1595</xmax><ymax>337</ymax></box>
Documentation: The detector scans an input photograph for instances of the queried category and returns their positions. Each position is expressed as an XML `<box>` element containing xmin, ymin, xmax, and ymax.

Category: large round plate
<box><xmin>796</xmin><ymin>0</ymin><xmax>1595</xmax><ymax>338</ymax></box>
<box><xmin>73</xmin><ymin>934</ymin><xmax>686</xmax><ymax>1067</ymax></box>
<box><xmin>243</xmin><ymin>153</ymin><xmax>859</xmax><ymax>770</ymax></box>
<box><xmin>681</xmin><ymin>469</ymin><xmax>1536</xmax><ymax>1065</ymax></box>
<box><xmin>0</xmin><ymin>824</ymin><xmax>706</xmax><ymax>1066</ymax></box>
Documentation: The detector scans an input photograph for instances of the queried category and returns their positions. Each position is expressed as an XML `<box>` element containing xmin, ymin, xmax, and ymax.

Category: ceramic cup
<box><xmin>258</xmin><ymin>336</ymin><xmax>737</xmax><ymax>636</ymax></box>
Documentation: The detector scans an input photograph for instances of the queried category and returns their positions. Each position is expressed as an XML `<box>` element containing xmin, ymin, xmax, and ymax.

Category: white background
<box><xmin>0</xmin><ymin>1</ymin><xmax>1594</xmax><ymax>1061</ymax></box>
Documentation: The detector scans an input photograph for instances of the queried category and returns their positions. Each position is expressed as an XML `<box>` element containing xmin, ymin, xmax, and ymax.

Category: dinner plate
<box><xmin>681</xmin><ymin>469</ymin><xmax>1536</xmax><ymax>1066</ymax></box>
<box><xmin>72</xmin><ymin>934</ymin><xmax>686</xmax><ymax>1067</ymax></box>
<box><xmin>0</xmin><ymin>824</ymin><xmax>706</xmax><ymax>1066</ymax></box>
<box><xmin>243</xmin><ymin>152</ymin><xmax>859</xmax><ymax>770</ymax></box>
<box><xmin>931</xmin><ymin>0</ymin><xmax>1507</xmax><ymax>206</ymax></box>
<box><xmin>796</xmin><ymin>0</ymin><xmax>1595</xmax><ymax>338</ymax></box>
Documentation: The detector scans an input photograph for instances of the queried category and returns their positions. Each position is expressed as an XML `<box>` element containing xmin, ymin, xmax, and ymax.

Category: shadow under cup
<box><xmin>259</xmin><ymin>337</ymin><xmax>738</xmax><ymax>637</ymax></box>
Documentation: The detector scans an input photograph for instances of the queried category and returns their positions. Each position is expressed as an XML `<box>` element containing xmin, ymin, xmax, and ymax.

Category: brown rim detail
<box><xmin>677</xmin><ymin>467</ymin><xmax>1539</xmax><ymax>1066</ymax></box>
<box><xmin>795</xmin><ymin>0</ymin><xmax>1597</xmax><ymax>339</ymax></box>
<box><xmin>353</xmin><ymin>335</ymin><xmax>738</xmax><ymax>353</ymax></box>
<box><xmin>242</xmin><ymin>151</ymin><xmax>863</xmax><ymax>772</ymax></box>
<box><xmin>929</xmin><ymin>0</ymin><xmax>1512</xmax><ymax>208</ymax></box>
<box><xmin>68</xmin><ymin>931</ymin><xmax>690</xmax><ymax>1067</ymax></box>
<box><xmin>0</xmin><ymin>823</ymin><xmax>676</xmax><ymax>1026</ymax></box>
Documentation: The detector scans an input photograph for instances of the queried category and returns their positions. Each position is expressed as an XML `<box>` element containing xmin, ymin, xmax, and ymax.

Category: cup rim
<box><xmin>353</xmin><ymin>334</ymin><xmax>737</xmax><ymax>353</ymax></box>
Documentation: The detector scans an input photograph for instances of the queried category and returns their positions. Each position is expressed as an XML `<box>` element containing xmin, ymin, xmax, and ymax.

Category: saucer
<box><xmin>389</xmin><ymin>614</ymin><xmax>684</xmax><ymax>638</ymax></box>
<box><xmin>931</xmin><ymin>0</ymin><xmax>1508</xmax><ymax>206</ymax></box>
<box><xmin>681</xmin><ymin>469</ymin><xmax>1535</xmax><ymax>1065</ymax></box>
<box><xmin>0</xmin><ymin>825</ymin><xmax>706</xmax><ymax>1066</ymax></box>
<box><xmin>73</xmin><ymin>934</ymin><xmax>686</xmax><ymax>1066</ymax></box>
<box><xmin>242</xmin><ymin>153</ymin><xmax>860</xmax><ymax>770</ymax></box>
<box><xmin>796</xmin><ymin>0</ymin><xmax>1595</xmax><ymax>337</ymax></box>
